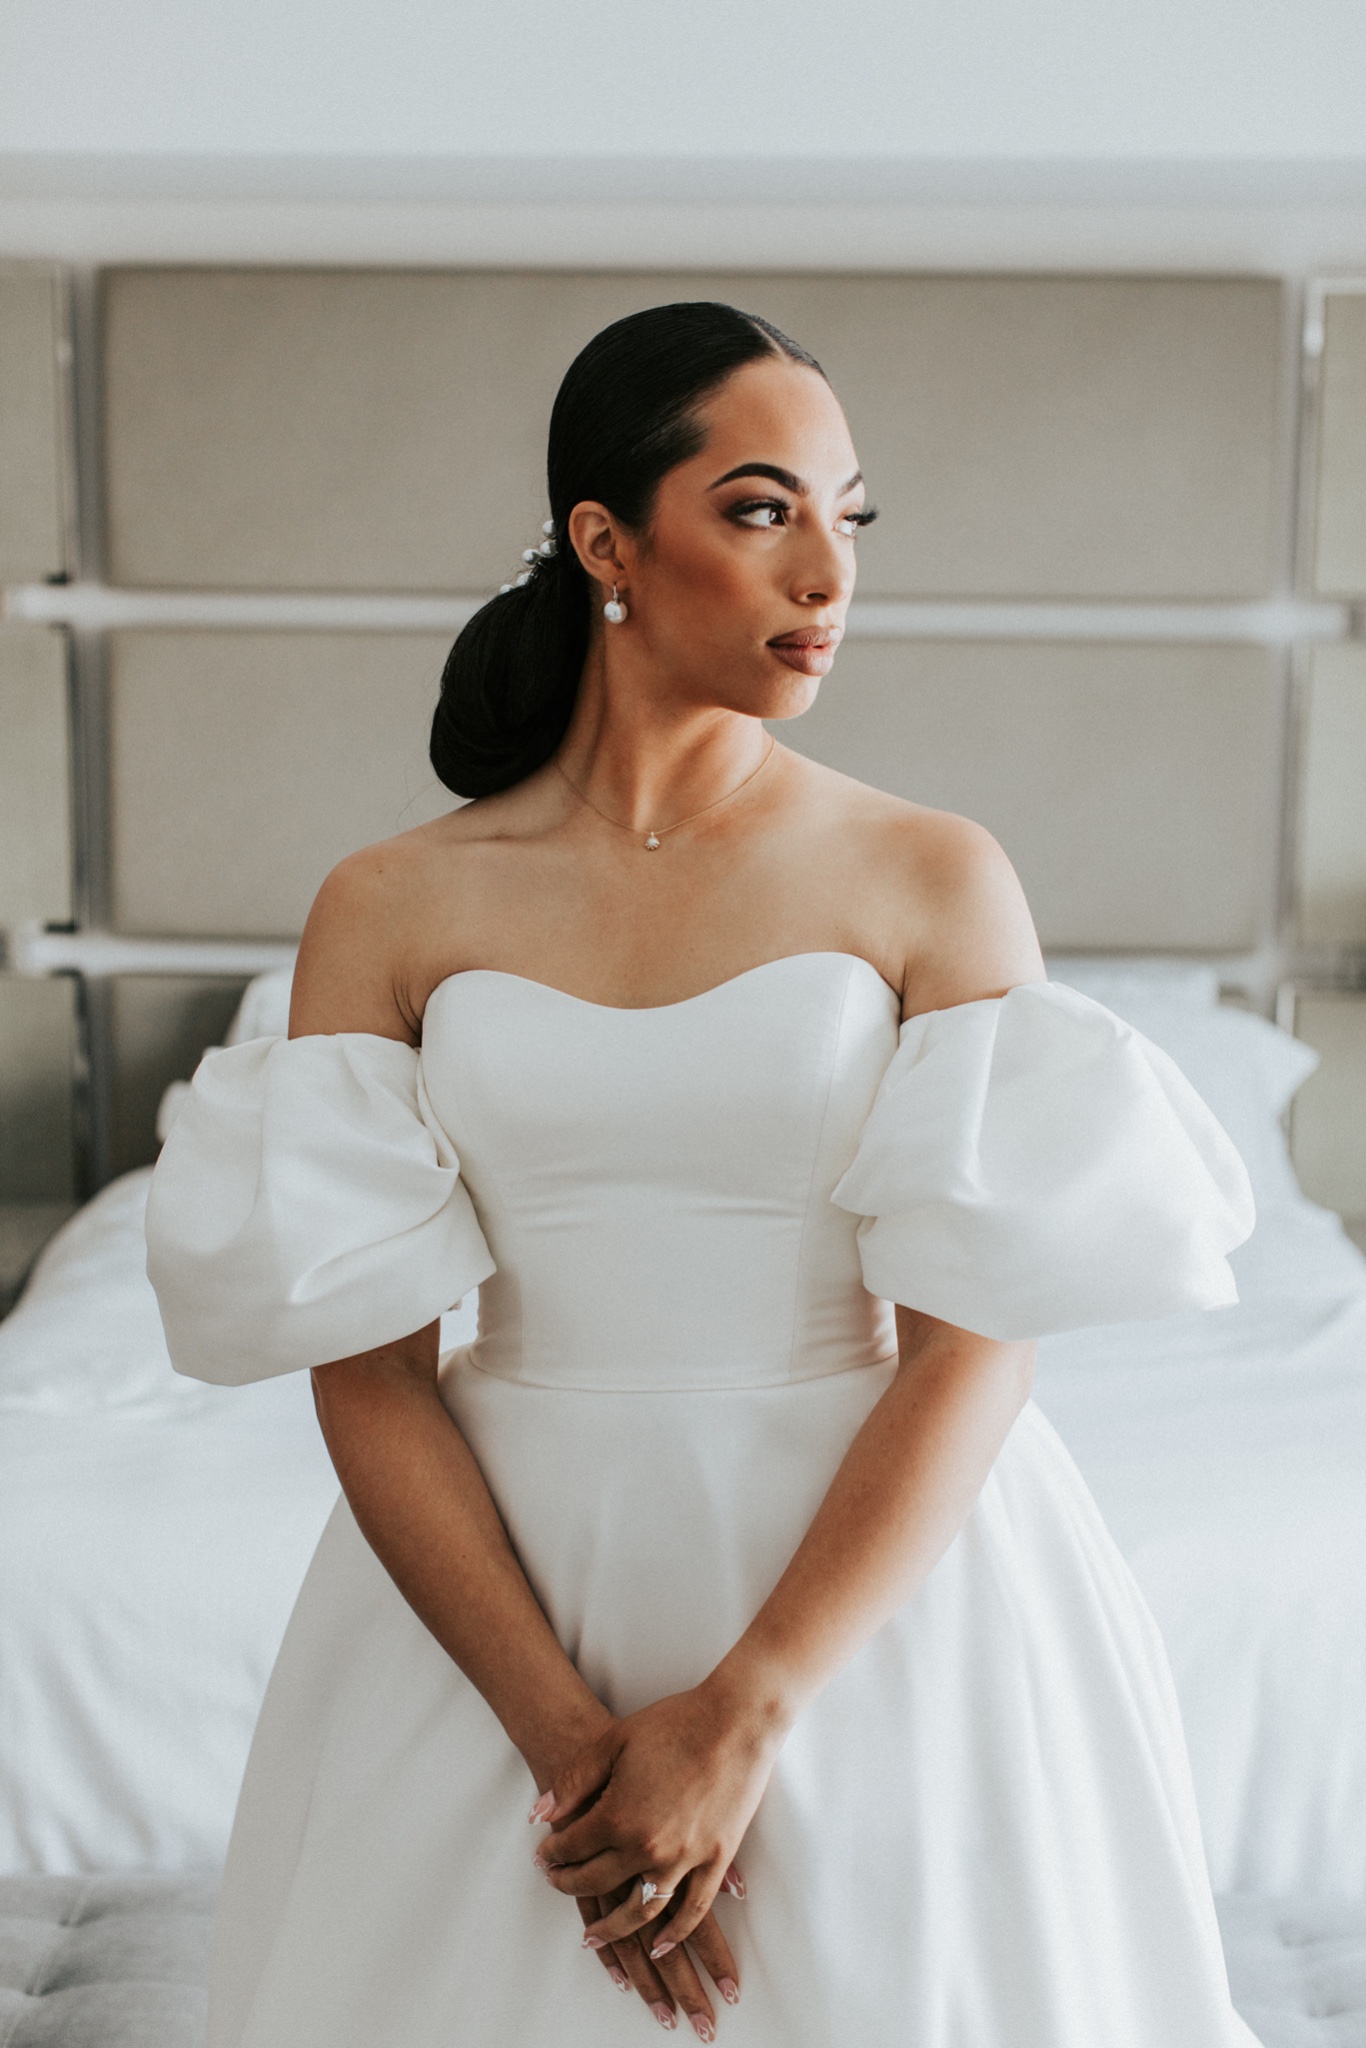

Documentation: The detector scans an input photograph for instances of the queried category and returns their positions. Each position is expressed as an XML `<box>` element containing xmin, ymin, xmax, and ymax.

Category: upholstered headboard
<box><xmin>1</xmin><ymin>263</ymin><xmax>1363</xmax><ymax>1230</ymax></box>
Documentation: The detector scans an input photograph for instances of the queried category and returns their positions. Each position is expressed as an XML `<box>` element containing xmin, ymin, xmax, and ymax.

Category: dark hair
<box><xmin>429</xmin><ymin>301</ymin><xmax>825</xmax><ymax>797</ymax></box>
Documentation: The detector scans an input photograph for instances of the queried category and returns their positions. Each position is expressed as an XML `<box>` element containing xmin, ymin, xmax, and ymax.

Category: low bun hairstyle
<box><xmin>429</xmin><ymin>301</ymin><xmax>824</xmax><ymax>798</ymax></box>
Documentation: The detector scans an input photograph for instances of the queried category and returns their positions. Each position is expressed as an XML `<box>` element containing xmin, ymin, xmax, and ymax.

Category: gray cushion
<box><xmin>0</xmin><ymin>1873</ymin><xmax>215</xmax><ymax>2048</ymax></box>
<box><xmin>2</xmin><ymin>1874</ymin><xmax>1366</xmax><ymax>2045</ymax></box>
<box><xmin>1218</xmin><ymin>1894</ymin><xmax>1366</xmax><ymax>2047</ymax></box>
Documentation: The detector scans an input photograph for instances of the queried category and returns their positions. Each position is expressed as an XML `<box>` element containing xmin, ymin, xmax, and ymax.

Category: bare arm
<box><xmin>289</xmin><ymin>851</ymin><xmax>600</xmax><ymax>1777</ymax></box>
<box><xmin>311</xmin><ymin>1328</ymin><xmax>610</xmax><ymax>1787</ymax></box>
<box><xmin>314</xmin><ymin>1338</ymin><xmax>748</xmax><ymax>2022</ymax></box>
<box><xmin>712</xmin><ymin>1310</ymin><xmax>1034</xmax><ymax>1733</ymax></box>
<box><xmin>718</xmin><ymin>821</ymin><xmax>1046</xmax><ymax>1723</ymax></box>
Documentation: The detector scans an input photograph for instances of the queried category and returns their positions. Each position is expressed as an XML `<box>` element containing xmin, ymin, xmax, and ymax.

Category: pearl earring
<box><xmin>603</xmin><ymin>584</ymin><xmax>627</xmax><ymax>625</ymax></box>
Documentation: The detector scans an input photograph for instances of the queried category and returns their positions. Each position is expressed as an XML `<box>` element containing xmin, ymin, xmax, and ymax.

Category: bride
<box><xmin>147</xmin><ymin>299</ymin><xmax>1262</xmax><ymax>2045</ymax></box>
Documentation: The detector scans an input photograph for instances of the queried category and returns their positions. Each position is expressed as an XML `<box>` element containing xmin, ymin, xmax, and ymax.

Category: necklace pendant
<box><xmin>644</xmin><ymin>832</ymin><xmax>661</xmax><ymax>851</ymax></box>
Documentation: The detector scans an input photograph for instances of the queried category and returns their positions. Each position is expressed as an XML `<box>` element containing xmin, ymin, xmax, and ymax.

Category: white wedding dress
<box><xmin>146</xmin><ymin>952</ymin><xmax>1263</xmax><ymax>2048</ymax></box>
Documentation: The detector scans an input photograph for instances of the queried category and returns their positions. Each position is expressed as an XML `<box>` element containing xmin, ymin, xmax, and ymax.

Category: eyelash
<box><xmin>730</xmin><ymin>497</ymin><xmax>879</xmax><ymax>536</ymax></box>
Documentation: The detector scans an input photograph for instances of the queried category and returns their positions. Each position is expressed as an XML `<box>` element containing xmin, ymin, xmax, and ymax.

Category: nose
<box><xmin>788</xmin><ymin>520</ymin><xmax>856</xmax><ymax>610</ymax></box>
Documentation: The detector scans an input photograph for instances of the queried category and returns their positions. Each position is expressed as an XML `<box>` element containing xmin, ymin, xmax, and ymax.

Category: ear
<box><xmin>567</xmin><ymin>502</ymin><xmax>629</xmax><ymax>592</ymax></box>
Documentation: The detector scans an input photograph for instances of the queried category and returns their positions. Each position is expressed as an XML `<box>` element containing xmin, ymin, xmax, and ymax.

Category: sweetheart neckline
<box><xmin>424</xmin><ymin>950</ymin><xmax>902</xmax><ymax>1019</ymax></box>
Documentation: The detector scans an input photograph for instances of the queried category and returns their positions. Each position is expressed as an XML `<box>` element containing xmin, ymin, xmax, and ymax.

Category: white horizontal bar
<box><xmin>2</xmin><ymin>582</ymin><xmax>1353</xmax><ymax>644</ymax></box>
<box><xmin>3</xmin><ymin>584</ymin><xmax>481</xmax><ymax>633</ymax></box>
<box><xmin>7</xmin><ymin>923</ymin><xmax>296</xmax><ymax>980</ymax></box>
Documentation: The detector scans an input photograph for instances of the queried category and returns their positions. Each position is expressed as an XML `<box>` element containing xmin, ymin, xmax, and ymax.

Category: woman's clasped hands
<box><xmin>530</xmin><ymin>1675</ymin><xmax>782</xmax><ymax>2037</ymax></box>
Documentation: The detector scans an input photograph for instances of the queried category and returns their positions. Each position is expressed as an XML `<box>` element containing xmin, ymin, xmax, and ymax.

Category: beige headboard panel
<box><xmin>108</xmin><ymin>630</ymin><xmax>455</xmax><ymax>937</ymax></box>
<box><xmin>0</xmin><ymin>625</ymin><xmax>72</xmax><ymax>931</ymax></box>
<box><xmin>1286</xmin><ymin>991</ymin><xmax>1366</xmax><ymax>1230</ymax></box>
<box><xmin>102</xmin><ymin>269</ymin><xmax>1283</xmax><ymax>601</ymax></box>
<box><xmin>781</xmin><ymin>639</ymin><xmax>1282</xmax><ymax>951</ymax></box>
<box><xmin>107</xmin><ymin>974</ymin><xmax>248</xmax><ymax>1179</ymax></box>
<box><xmin>1310</xmin><ymin>287</ymin><xmax>1366</xmax><ymax>598</ymax></box>
<box><xmin>1297</xmin><ymin>643</ymin><xmax>1366</xmax><ymax>946</ymax></box>
<box><xmin>0</xmin><ymin>975</ymin><xmax>77</xmax><ymax>1202</ymax></box>
<box><xmin>0</xmin><ymin>263</ymin><xmax>73</xmax><ymax>584</ymax></box>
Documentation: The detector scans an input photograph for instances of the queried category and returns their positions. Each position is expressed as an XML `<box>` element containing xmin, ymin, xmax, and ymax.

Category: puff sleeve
<box><xmin>829</xmin><ymin>982</ymin><xmax>1254</xmax><ymax>1341</ymax></box>
<box><xmin>144</xmin><ymin>1033</ymin><xmax>496</xmax><ymax>1385</ymax></box>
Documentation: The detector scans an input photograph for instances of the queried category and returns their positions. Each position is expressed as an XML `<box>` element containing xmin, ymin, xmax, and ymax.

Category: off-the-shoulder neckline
<box><xmin>270</xmin><ymin>960</ymin><xmax>1059</xmax><ymax>1047</ymax></box>
<box><xmin>425</xmin><ymin>951</ymin><xmax>903</xmax><ymax>1019</ymax></box>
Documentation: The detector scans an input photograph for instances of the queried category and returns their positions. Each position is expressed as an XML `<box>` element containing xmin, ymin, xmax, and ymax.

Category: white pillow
<box><xmin>1045</xmin><ymin>956</ymin><xmax>1220</xmax><ymax>1011</ymax></box>
<box><xmin>226</xmin><ymin>965</ymin><xmax>295</xmax><ymax>1044</ymax></box>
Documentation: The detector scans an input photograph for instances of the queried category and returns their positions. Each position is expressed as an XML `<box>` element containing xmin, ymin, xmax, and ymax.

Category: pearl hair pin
<box><xmin>499</xmin><ymin>521</ymin><xmax>557</xmax><ymax>594</ymax></box>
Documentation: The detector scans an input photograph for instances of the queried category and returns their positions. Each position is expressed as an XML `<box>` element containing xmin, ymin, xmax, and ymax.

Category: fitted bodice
<box><xmin>423</xmin><ymin>953</ymin><xmax>902</xmax><ymax>1391</ymax></box>
<box><xmin>144</xmin><ymin>953</ymin><xmax>1256</xmax><ymax>1392</ymax></box>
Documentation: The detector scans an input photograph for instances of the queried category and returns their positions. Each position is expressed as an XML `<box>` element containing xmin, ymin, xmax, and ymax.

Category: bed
<box><xmin>1</xmin><ymin>959</ymin><xmax>1364</xmax><ymax>1910</ymax></box>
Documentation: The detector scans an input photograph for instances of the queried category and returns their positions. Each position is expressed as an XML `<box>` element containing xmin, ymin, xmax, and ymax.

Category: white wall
<box><xmin>2</xmin><ymin>0</ymin><xmax>1366</xmax><ymax>161</ymax></box>
<box><xmin>1</xmin><ymin>1</ymin><xmax>1365</xmax><ymax>277</ymax></box>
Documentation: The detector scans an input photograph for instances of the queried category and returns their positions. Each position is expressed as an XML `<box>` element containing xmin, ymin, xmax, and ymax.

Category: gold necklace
<box><xmin>552</xmin><ymin>735</ymin><xmax>778</xmax><ymax>851</ymax></box>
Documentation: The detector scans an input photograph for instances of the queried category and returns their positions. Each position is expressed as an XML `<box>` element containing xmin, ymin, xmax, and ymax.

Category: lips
<box><xmin>767</xmin><ymin>626</ymin><xmax>843</xmax><ymax>677</ymax></box>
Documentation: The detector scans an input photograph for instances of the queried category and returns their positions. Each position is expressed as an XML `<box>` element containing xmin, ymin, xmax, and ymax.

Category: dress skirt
<box><xmin>205</xmin><ymin>1351</ymin><xmax>1258</xmax><ymax>2048</ymax></box>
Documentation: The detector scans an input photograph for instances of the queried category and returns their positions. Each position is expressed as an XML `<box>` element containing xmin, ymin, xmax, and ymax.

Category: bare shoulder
<box><xmin>289</xmin><ymin>826</ymin><xmax>440</xmax><ymax>1043</ymax></box>
<box><xmin>880</xmin><ymin>800</ymin><xmax>1043</xmax><ymax>1012</ymax></box>
<box><xmin>787</xmin><ymin>755</ymin><xmax>1044</xmax><ymax>1012</ymax></box>
<box><xmin>288</xmin><ymin>773</ymin><xmax>575</xmax><ymax>1038</ymax></box>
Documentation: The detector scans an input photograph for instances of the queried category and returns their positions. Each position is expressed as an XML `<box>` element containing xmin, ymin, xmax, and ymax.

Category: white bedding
<box><xmin>0</xmin><ymin>1172</ymin><xmax>340</xmax><ymax>1870</ymax></box>
<box><xmin>1036</xmin><ymin>1191</ymin><xmax>1366</xmax><ymax>1896</ymax></box>
<box><xmin>1</xmin><ymin>986</ymin><xmax>1364</xmax><ymax>1889</ymax></box>
<box><xmin>0</xmin><ymin>1165</ymin><xmax>483</xmax><ymax>1874</ymax></box>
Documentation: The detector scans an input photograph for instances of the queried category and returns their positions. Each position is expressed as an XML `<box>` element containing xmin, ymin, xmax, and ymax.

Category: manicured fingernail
<box><xmin>718</xmin><ymin>1977</ymin><xmax>740</xmax><ymax>2005</ymax></box>
<box><xmin>532</xmin><ymin>1852</ymin><xmax>549</xmax><ymax>1870</ymax></box>
<box><xmin>527</xmin><ymin>1791</ymin><xmax>554</xmax><ymax>1823</ymax></box>
<box><xmin>609</xmin><ymin>1966</ymin><xmax>630</xmax><ymax>1991</ymax></box>
<box><xmin>723</xmin><ymin>1865</ymin><xmax>747</xmax><ymax>1899</ymax></box>
<box><xmin>582</xmin><ymin>1934</ymin><xmax>606</xmax><ymax>1950</ymax></box>
<box><xmin>649</xmin><ymin>1939</ymin><xmax>677</xmax><ymax>1960</ymax></box>
<box><xmin>651</xmin><ymin>2004</ymin><xmax>676</xmax><ymax>2030</ymax></box>
<box><xmin>688</xmin><ymin>2017</ymin><xmax>716</xmax><ymax>2042</ymax></box>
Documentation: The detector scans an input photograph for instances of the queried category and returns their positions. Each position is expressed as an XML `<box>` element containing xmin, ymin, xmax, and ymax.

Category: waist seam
<box><xmin>450</xmin><ymin>1347</ymin><xmax>899</xmax><ymax>1395</ymax></box>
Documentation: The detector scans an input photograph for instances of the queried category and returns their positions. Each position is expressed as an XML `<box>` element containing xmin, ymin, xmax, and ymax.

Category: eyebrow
<box><xmin>708</xmin><ymin>462</ymin><xmax>864</xmax><ymax>495</ymax></box>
